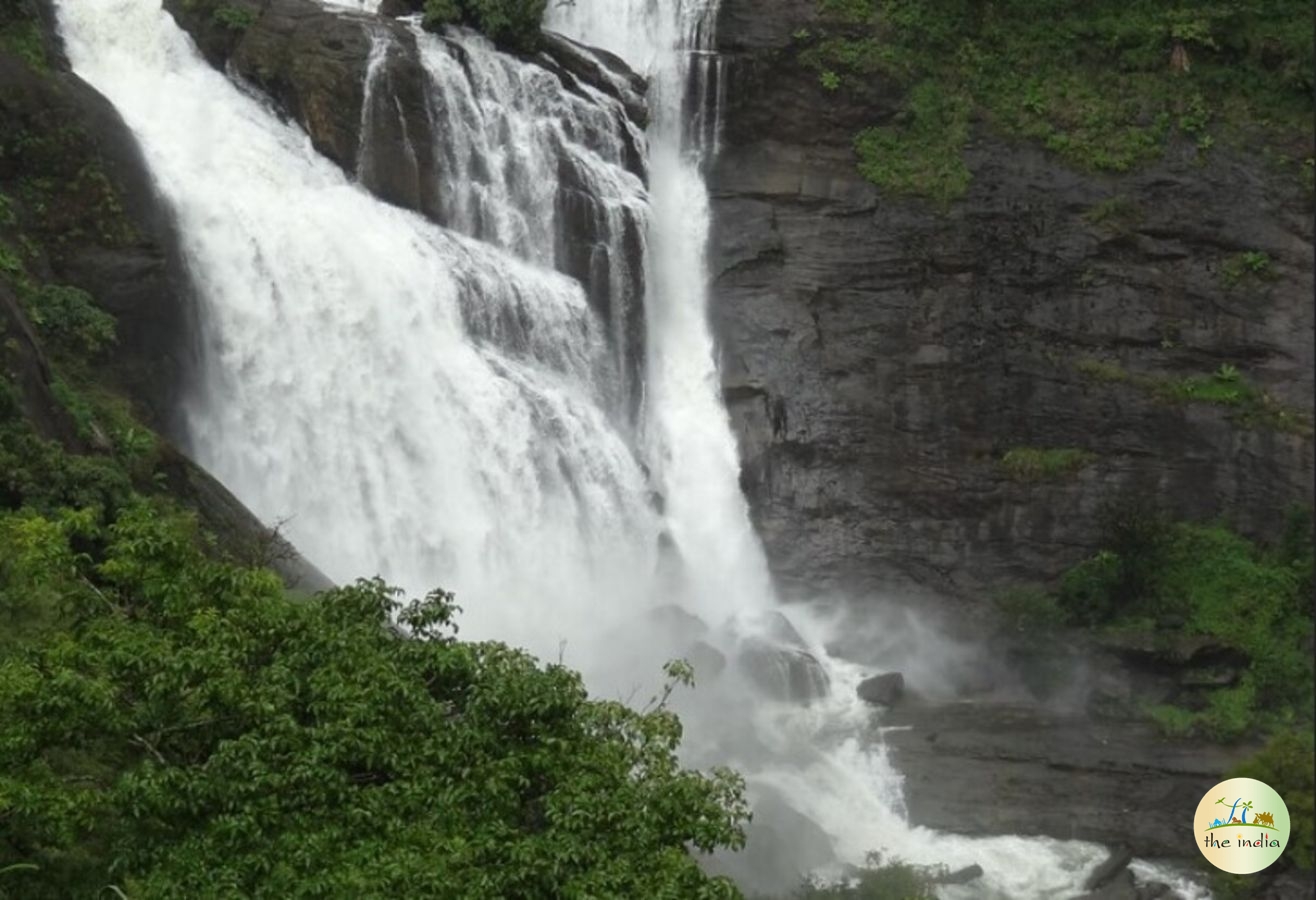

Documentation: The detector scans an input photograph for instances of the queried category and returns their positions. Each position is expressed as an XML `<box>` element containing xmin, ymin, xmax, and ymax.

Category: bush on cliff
<box><xmin>0</xmin><ymin>499</ymin><xmax>748</xmax><ymax>898</ymax></box>
<box><xmin>803</xmin><ymin>0</ymin><xmax>1315</xmax><ymax>200</ymax></box>
<box><xmin>1054</xmin><ymin>503</ymin><xmax>1313</xmax><ymax>740</ymax></box>
<box><xmin>423</xmin><ymin>0</ymin><xmax>547</xmax><ymax>53</ymax></box>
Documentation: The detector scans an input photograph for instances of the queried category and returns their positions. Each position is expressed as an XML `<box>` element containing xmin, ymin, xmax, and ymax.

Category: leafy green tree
<box><xmin>0</xmin><ymin>502</ymin><xmax>748</xmax><ymax>898</ymax></box>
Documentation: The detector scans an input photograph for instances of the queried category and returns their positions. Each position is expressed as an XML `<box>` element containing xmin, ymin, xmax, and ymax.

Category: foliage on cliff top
<box><xmin>423</xmin><ymin>0</ymin><xmax>548</xmax><ymax>53</ymax></box>
<box><xmin>803</xmin><ymin>0</ymin><xmax>1314</xmax><ymax>200</ymax></box>
<box><xmin>0</xmin><ymin>494</ymin><xmax>749</xmax><ymax>898</ymax></box>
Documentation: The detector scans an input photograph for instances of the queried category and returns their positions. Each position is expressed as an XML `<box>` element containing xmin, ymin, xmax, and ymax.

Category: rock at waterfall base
<box><xmin>857</xmin><ymin>672</ymin><xmax>905</xmax><ymax>707</ymax></box>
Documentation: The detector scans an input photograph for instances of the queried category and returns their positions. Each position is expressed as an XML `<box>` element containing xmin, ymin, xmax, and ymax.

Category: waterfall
<box><xmin>53</xmin><ymin>0</ymin><xmax>1205</xmax><ymax>896</ymax></box>
<box><xmin>546</xmin><ymin>0</ymin><xmax>774</xmax><ymax>626</ymax></box>
<box><xmin>54</xmin><ymin>0</ymin><xmax>659</xmax><ymax>657</ymax></box>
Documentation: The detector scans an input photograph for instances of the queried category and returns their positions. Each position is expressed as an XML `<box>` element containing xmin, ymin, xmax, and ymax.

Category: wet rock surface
<box><xmin>856</xmin><ymin>671</ymin><xmax>904</xmax><ymax>707</ymax></box>
<box><xmin>736</xmin><ymin>637</ymin><xmax>830</xmax><ymax>703</ymax></box>
<box><xmin>709</xmin><ymin>5</ymin><xmax>1311</xmax><ymax>885</ymax></box>
<box><xmin>710</xmin><ymin>0</ymin><xmax>1314</xmax><ymax>605</ymax></box>
<box><xmin>880</xmin><ymin>698</ymin><xmax>1256</xmax><ymax>859</ymax></box>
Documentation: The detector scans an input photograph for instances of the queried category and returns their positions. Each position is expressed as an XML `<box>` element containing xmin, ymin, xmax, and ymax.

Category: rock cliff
<box><xmin>709</xmin><ymin>2</ymin><xmax>1313</xmax><ymax>889</ymax></box>
<box><xmin>711</xmin><ymin>0</ymin><xmax>1314</xmax><ymax>609</ymax></box>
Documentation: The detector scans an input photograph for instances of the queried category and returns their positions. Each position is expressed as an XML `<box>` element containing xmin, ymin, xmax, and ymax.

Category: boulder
<box><xmin>702</xmin><ymin>785</ymin><xmax>835</xmax><ymax>895</ymax></box>
<box><xmin>737</xmin><ymin>636</ymin><xmax>829</xmax><ymax>702</ymax></box>
<box><xmin>932</xmin><ymin>864</ymin><xmax>984</xmax><ymax>885</ymax></box>
<box><xmin>378</xmin><ymin>0</ymin><xmax>420</xmax><ymax>16</ymax></box>
<box><xmin>646</xmin><ymin>604</ymin><xmax>709</xmax><ymax>644</ymax></box>
<box><xmin>1082</xmin><ymin>845</ymin><xmax>1134</xmax><ymax>893</ymax></box>
<box><xmin>857</xmin><ymin>672</ymin><xmax>904</xmax><ymax>707</ymax></box>
<box><xmin>1080</xmin><ymin>868</ymin><xmax>1138</xmax><ymax>900</ymax></box>
<box><xmin>687</xmin><ymin>640</ymin><xmax>727</xmax><ymax>680</ymax></box>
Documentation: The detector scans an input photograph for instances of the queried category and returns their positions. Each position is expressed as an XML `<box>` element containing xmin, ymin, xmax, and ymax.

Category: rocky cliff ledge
<box><xmin>710</xmin><ymin>0</ymin><xmax>1314</xmax><ymax>609</ymax></box>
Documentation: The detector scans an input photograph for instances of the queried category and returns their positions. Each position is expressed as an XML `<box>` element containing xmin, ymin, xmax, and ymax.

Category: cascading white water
<box><xmin>54</xmin><ymin>0</ymin><xmax>1207</xmax><ymax>896</ymax></box>
<box><xmin>547</xmin><ymin>0</ymin><xmax>774</xmax><ymax>625</ymax></box>
<box><xmin>406</xmin><ymin>24</ymin><xmax>651</xmax><ymax>418</ymax></box>
<box><xmin>54</xmin><ymin>0</ymin><xmax>660</xmax><ymax>661</ymax></box>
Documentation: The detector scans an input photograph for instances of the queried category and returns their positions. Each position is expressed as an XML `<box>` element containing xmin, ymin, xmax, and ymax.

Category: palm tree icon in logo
<box><xmin>1215</xmin><ymin>796</ymin><xmax>1254</xmax><ymax>824</ymax></box>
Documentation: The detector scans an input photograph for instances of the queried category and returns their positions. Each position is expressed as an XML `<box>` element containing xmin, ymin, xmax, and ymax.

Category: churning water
<box><xmin>54</xmin><ymin>0</ymin><xmax>1205</xmax><ymax>896</ymax></box>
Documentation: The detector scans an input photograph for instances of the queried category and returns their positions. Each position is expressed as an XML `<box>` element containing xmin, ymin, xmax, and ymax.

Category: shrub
<box><xmin>25</xmin><ymin>284</ymin><xmax>116</xmax><ymax>355</ymax></box>
<box><xmin>995</xmin><ymin>586</ymin><xmax>1067</xmax><ymax>633</ymax></box>
<box><xmin>211</xmin><ymin>4</ymin><xmax>257</xmax><ymax>31</ymax></box>
<box><xmin>423</xmin><ymin>0</ymin><xmax>547</xmax><ymax>53</ymax></box>
<box><xmin>1231</xmin><ymin>731</ymin><xmax>1314</xmax><ymax>870</ymax></box>
<box><xmin>1056</xmin><ymin>505</ymin><xmax>1313</xmax><ymax>738</ymax></box>
<box><xmin>1221</xmin><ymin>250</ymin><xmax>1276</xmax><ymax>285</ymax></box>
<box><xmin>854</xmin><ymin>81</ymin><xmax>971</xmax><ymax>204</ymax></box>
<box><xmin>1083</xmin><ymin>195</ymin><xmax>1143</xmax><ymax>232</ymax></box>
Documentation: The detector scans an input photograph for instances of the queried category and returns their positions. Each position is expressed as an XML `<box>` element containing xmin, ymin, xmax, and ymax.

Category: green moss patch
<box><xmin>1000</xmin><ymin>447</ymin><xmax>1097</xmax><ymax>480</ymax></box>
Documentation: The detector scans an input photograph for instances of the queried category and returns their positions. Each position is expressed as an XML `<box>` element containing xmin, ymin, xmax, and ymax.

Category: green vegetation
<box><xmin>1211</xmin><ymin>730</ymin><xmax>1314</xmax><ymax>897</ymax></box>
<box><xmin>1008</xmin><ymin>501</ymin><xmax>1312</xmax><ymax>873</ymax></box>
<box><xmin>994</xmin><ymin>587</ymin><xmax>1067</xmax><ymax>634</ymax></box>
<box><xmin>854</xmin><ymin>82</ymin><xmax>970</xmax><ymax>206</ymax></box>
<box><xmin>1220</xmin><ymin>249</ymin><xmax>1276</xmax><ymax>285</ymax></box>
<box><xmin>1072</xmin><ymin>357</ymin><xmax>1311</xmax><ymax>436</ymax></box>
<box><xmin>1083</xmin><ymin>195</ymin><xmax>1143</xmax><ymax>232</ymax></box>
<box><xmin>1054</xmin><ymin>502</ymin><xmax>1313</xmax><ymax>741</ymax></box>
<box><xmin>25</xmin><ymin>285</ymin><xmax>116</xmax><ymax>355</ymax></box>
<box><xmin>211</xmin><ymin>4</ymin><xmax>257</xmax><ymax>31</ymax></box>
<box><xmin>423</xmin><ymin>0</ymin><xmax>548</xmax><ymax>53</ymax></box>
<box><xmin>802</xmin><ymin>0</ymin><xmax>1314</xmax><ymax>200</ymax></box>
<box><xmin>0</xmin><ymin>501</ymin><xmax>749</xmax><ymax>897</ymax></box>
<box><xmin>999</xmin><ymin>447</ymin><xmax>1096</xmax><ymax>480</ymax></box>
<box><xmin>0</xmin><ymin>12</ymin><xmax>47</xmax><ymax>73</ymax></box>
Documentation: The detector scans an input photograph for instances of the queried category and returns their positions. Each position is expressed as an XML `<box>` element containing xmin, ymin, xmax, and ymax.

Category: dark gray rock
<box><xmin>0</xmin><ymin>282</ymin><xmax>80</xmax><ymax>447</ymax></box>
<box><xmin>857</xmin><ymin>672</ymin><xmax>904</xmax><ymax>707</ymax></box>
<box><xmin>753</xmin><ymin>609</ymin><xmax>809</xmax><ymax>648</ymax></box>
<box><xmin>1084</xmin><ymin>846</ymin><xmax>1134</xmax><ymax>892</ymax></box>
<box><xmin>0</xmin><ymin>45</ymin><xmax>193</xmax><ymax>429</ymax></box>
<box><xmin>736</xmin><ymin>636</ymin><xmax>830</xmax><ymax>702</ymax></box>
<box><xmin>377</xmin><ymin>0</ymin><xmax>417</xmax><ymax>16</ymax></box>
<box><xmin>539</xmin><ymin>31</ymin><xmax>648</xmax><ymax>130</ymax></box>
<box><xmin>932</xmin><ymin>863</ymin><xmax>984</xmax><ymax>885</ymax></box>
<box><xmin>1080</xmin><ymin>868</ymin><xmax>1139</xmax><ymax>900</ymax></box>
<box><xmin>881</xmin><ymin>699</ymin><xmax>1259</xmax><ymax>859</ymax></box>
<box><xmin>687</xmin><ymin>640</ymin><xmax>728</xmax><ymax>680</ymax></box>
<box><xmin>702</xmin><ymin>785</ymin><xmax>835</xmax><ymax>895</ymax></box>
<box><xmin>647</xmin><ymin>604</ymin><xmax>710</xmax><ymax>644</ymax></box>
<box><xmin>710</xmin><ymin>0</ymin><xmax>1314</xmax><ymax>607</ymax></box>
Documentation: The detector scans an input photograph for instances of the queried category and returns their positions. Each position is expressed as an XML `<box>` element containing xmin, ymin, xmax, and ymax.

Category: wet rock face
<box><xmin>856</xmin><ymin>671</ymin><xmax>903</xmax><ymax>707</ymax></box>
<box><xmin>736</xmin><ymin>637</ymin><xmax>830</xmax><ymax>702</ymax></box>
<box><xmin>0</xmin><ymin>17</ymin><xmax>329</xmax><ymax>591</ymax></box>
<box><xmin>0</xmin><ymin>41</ymin><xmax>190</xmax><ymax>431</ymax></box>
<box><xmin>710</xmin><ymin>0</ymin><xmax>1314</xmax><ymax>605</ymax></box>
